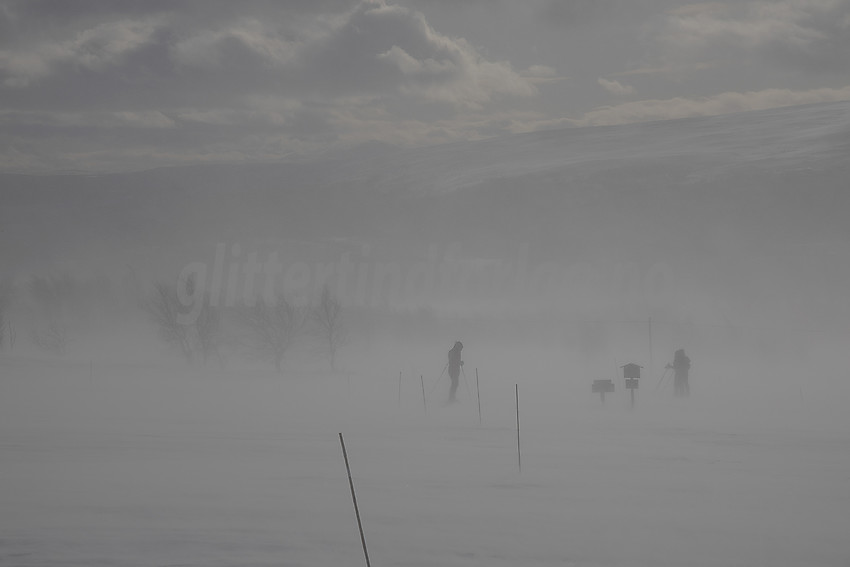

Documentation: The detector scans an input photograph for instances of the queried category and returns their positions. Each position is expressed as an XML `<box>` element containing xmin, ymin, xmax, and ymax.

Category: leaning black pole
<box><xmin>339</xmin><ymin>433</ymin><xmax>371</xmax><ymax>567</ymax></box>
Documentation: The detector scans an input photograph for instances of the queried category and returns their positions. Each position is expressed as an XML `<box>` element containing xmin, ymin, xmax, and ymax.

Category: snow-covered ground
<box><xmin>2</xmin><ymin>353</ymin><xmax>848</xmax><ymax>567</ymax></box>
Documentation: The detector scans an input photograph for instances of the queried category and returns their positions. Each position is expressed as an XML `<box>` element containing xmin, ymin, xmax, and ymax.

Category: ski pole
<box><xmin>654</xmin><ymin>367</ymin><xmax>670</xmax><ymax>392</ymax></box>
<box><xmin>428</xmin><ymin>362</ymin><xmax>449</xmax><ymax>395</ymax></box>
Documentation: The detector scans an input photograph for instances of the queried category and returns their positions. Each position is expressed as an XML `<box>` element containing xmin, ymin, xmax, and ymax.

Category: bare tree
<box><xmin>145</xmin><ymin>282</ymin><xmax>193</xmax><ymax>362</ymax></box>
<box><xmin>31</xmin><ymin>320</ymin><xmax>69</xmax><ymax>355</ymax></box>
<box><xmin>194</xmin><ymin>301</ymin><xmax>222</xmax><ymax>365</ymax></box>
<box><xmin>26</xmin><ymin>274</ymin><xmax>83</xmax><ymax>348</ymax></box>
<box><xmin>239</xmin><ymin>293</ymin><xmax>306</xmax><ymax>373</ymax></box>
<box><xmin>28</xmin><ymin>274</ymin><xmax>76</xmax><ymax>322</ymax></box>
<box><xmin>312</xmin><ymin>284</ymin><xmax>347</xmax><ymax>371</ymax></box>
<box><xmin>144</xmin><ymin>272</ymin><xmax>225</xmax><ymax>365</ymax></box>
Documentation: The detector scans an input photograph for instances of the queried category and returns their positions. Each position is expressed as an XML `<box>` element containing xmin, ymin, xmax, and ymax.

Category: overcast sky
<box><xmin>1</xmin><ymin>0</ymin><xmax>848</xmax><ymax>172</ymax></box>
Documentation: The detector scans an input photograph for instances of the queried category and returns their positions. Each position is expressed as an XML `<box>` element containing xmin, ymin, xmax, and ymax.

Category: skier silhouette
<box><xmin>447</xmin><ymin>341</ymin><xmax>464</xmax><ymax>402</ymax></box>
<box><xmin>666</xmin><ymin>349</ymin><xmax>691</xmax><ymax>397</ymax></box>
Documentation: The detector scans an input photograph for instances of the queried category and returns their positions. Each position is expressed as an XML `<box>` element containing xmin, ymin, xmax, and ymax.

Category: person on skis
<box><xmin>447</xmin><ymin>341</ymin><xmax>464</xmax><ymax>402</ymax></box>
<box><xmin>666</xmin><ymin>348</ymin><xmax>691</xmax><ymax>397</ymax></box>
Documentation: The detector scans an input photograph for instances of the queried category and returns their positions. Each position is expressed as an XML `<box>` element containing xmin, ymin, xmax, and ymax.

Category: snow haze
<box><xmin>2</xmin><ymin>2</ymin><xmax>850</xmax><ymax>566</ymax></box>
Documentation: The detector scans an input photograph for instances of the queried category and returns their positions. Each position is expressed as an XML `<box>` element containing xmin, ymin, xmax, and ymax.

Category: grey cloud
<box><xmin>660</xmin><ymin>0</ymin><xmax>850</xmax><ymax>75</ymax></box>
<box><xmin>539</xmin><ymin>0</ymin><xmax>674</xmax><ymax>28</ymax></box>
<box><xmin>598</xmin><ymin>77</ymin><xmax>635</xmax><ymax>96</ymax></box>
<box><xmin>0</xmin><ymin>0</ymin><xmax>540</xmax><ymax>171</ymax></box>
<box><xmin>761</xmin><ymin>1</ymin><xmax>850</xmax><ymax>74</ymax></box>
<box><xmin>3</xmin><ymin>0</ymin><xmax>847</xmax><ymax>173</ymax></box>
<box><xmin>0</xmin><ymin>107</ymin><xmax>327</xmax><ymax>172</ymax></box>
<box><xmin>1</xmin><ymin>1</ymin><xmax>535</xmax><ymax>105</ymax></box>
<box><xmin>0</xmin><ymin>110</ymin><xmax>175</xmax><ymax>129</ymax></box>
<box><xmin>571</xmin><ymin>85</ymin><xmax>850</xmax><ymax>126</ymax></box>
<box><xmin>301</xmin><ymin>2</ymin><xmax>535</xmax><ymax>105</ymax></box>
<box><xmin>1</xmin><ymin>0</ymin><xmax>355</xmax><ymax>25</ymax></box>
<box><xmin>0</xmin><ymin>16</ymin><xmax>164</xmax><ymax>87</ymax></box>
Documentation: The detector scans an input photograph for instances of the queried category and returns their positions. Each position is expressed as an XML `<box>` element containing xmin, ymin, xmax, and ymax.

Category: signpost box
<box><xmin>592</xmin><ymin>379</ymin><xmax>615</xmax><ymax>405</ymax></box>
<box><xmin>621</xmin><ymin>363</ymin><xmax>642</xmax><ymax>408</ymax></box>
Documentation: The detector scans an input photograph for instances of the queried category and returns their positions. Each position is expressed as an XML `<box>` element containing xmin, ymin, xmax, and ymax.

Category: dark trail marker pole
<box><xmin>476</xmin><ymin>368</ymin><xmax>481</xmax><ymax>425</ymax></box>
<box><xmin>515</xmin><ymin>384</ymin><xmax>521</xmax><ymax>474</ymax></box>
<box><xmin>339</xmin><ymin>433</ymin><xmax>371</xmax><ymax>567</ymax></box>
<box><xmin>420</xmin><ymin>375</ymin><xmax>427</xmax><ymax>414</ymax></box>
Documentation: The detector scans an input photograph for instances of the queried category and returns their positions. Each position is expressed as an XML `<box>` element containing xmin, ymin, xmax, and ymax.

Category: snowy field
<box><xmin>2</xmin><ymin>350</ymin><xmax>848</xmax><ymax>567</ymax></box>
<box><xmin>4</xmin><ymin>2</ymin><xmax>850</xmax><ymax>566</ymax></box>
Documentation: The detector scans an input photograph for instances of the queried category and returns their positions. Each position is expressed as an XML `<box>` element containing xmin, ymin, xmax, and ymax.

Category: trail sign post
<box><xmin>622</xmin><ymin>363</ymin><xmax>642</xmax><ymax>408</ymax></box>
<box><xmin>592</xmin><ymin>379</ymin><xmax>615</xmax><ymax>404</ymax></box>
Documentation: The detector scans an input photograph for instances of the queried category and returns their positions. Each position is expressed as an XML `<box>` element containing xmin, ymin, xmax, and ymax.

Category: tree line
<box><xmin>144</xmin><ymin>277</ymin><xmax>346</xmax><ymax>373</ymax></box>
<box><xmin>0</xmin><ymin>272</ymin><xmax>345</xmax><ymax>372</ymax></box>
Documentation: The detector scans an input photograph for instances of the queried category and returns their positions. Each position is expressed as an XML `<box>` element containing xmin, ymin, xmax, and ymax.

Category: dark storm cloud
<box><xmin>0</xmin><ymin>0</ymin><xmax>848</xmax><ymax>172</ymax></box>
<box><xmin>0</xmin><ymin>0</ymin><xmax>535</xmax><ymax>105</ymax></box>
<box><xmin>298</xmin><ymin>2</ymin><xmax>535</xmax><ymax>105</ymax></box>
<box><xmin>0</xmin><ymin>0</ymin><xmax>543</xmax><ymax>171</ymax></box>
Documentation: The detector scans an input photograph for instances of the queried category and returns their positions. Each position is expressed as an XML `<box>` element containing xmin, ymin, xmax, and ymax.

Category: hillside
<box><xmin>2</xmin><ymin>101</ymin><xmax>849</xmax><ymax>329</ymax></box>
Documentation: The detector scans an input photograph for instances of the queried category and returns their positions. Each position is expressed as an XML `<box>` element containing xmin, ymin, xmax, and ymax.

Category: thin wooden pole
<box><xmin>476</xmin><ymin>368</ymin><xmax>481</xmax><ymax>425</ymax></box>
<box><xmin>339</xmin><ymin>433</ymin><xmax>371</xmax><ymax>567</ymax></box>
<box><xmin>420</xmin><ymin>375</ymin><xmax>427</xmax><ymax>414</ymax></box>
<box><xmin>648</xmin><ymin>317</ymin><xmax>653</xmax><ymax>379</ymax></box>
<box><xmin>515</xmin><ymin>384</ymin><xmax>521</xmax><ymax>474</ymax></box>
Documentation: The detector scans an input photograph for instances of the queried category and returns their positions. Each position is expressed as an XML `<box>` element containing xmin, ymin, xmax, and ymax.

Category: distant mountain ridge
<box><xmin>1</xmin><ymin>100</ymin><xmax>848</xmax><ymax>327</ymax></box>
